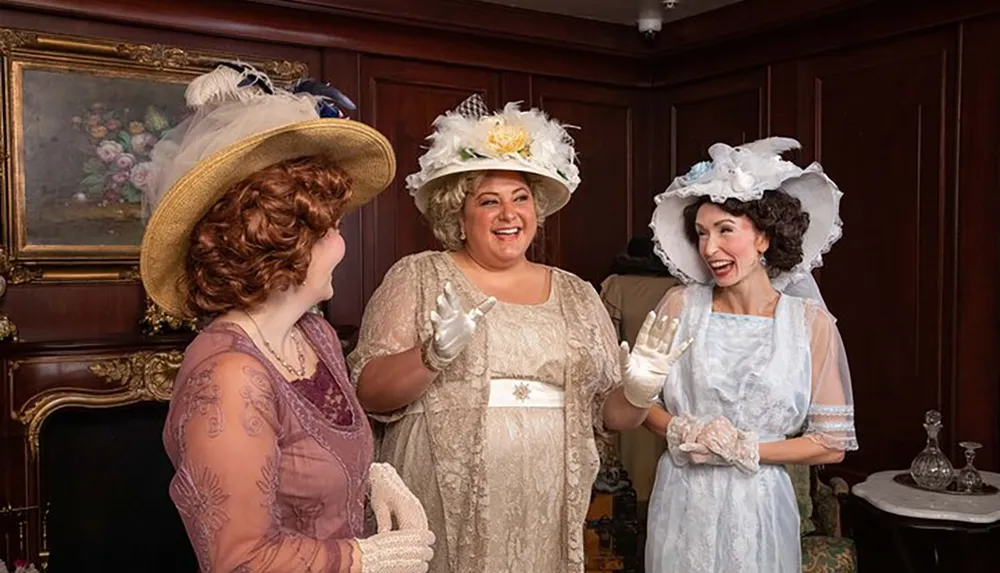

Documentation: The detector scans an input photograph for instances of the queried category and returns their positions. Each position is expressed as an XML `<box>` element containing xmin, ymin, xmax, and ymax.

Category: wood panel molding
<box><xmin>530</xmin><ymin>78</ymin><xmax>641</xmax><ymax>284</ymax></box>
<box><xmin>794</xmin><ymin>28</ymin><xmax>958</xmax><ymax>475</ymax></box>
<box><xmin>651</xmin><ymin>0</ymin><xmax>876</xmax><ymax>55</ymax></box>
<box><xmin>257</xmin><ymin>0</ymin><xmax>647</xmax><ymax>57</ymax></box>
<box><xmin>645</xmin><ymin>69</ymin><xmax>769</xmax><ymax>228</ymax></box>
<box><xmin>950</xmin><ymin>13</ymin><xmax>1000</xmax><ymax>472</ymax></box>
<box><xmin>358</xmin><ymin>56</ymin><xmax>503</xmax><ymax>293</ymax></box>
<box><xmin>0</xmin><ymin>0</ymin><xmax>648</xmax><ymax>86</ymax></box>
<box><xmin>651</xmin><ymin>0</ymin><xmax>1000</xmax><ymax>87</ymax></box>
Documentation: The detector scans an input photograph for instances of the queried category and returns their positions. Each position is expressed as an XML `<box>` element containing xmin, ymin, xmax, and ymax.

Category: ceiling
<box><xmin>473</xmin><ymin>0</ymin><xmax>746</xmax><ymax>26</ymax></box>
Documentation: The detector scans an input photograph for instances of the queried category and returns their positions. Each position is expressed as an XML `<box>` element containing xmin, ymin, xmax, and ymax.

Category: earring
<box><xmin>760</xmin><ymin>253</ymin><xmax>768</xmax><ymax>266</ymax></box>
<box><xmin>460</xmin><ymin>228</ymin><xmax>466</xmax><ymax>241</ymax></box>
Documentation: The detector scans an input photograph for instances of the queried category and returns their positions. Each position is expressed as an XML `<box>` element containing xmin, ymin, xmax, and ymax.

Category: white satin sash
<box><xmin>404</xmin><ymin>378</ymin><xmax>564</xmax><ymax>415</ymax></box>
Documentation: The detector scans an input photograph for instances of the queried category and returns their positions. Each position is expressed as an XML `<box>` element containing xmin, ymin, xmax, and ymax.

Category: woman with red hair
<box><xmin>141</xmin><ymin>64</ymin><xmax>435</xmax><ymax>573</ymax></box>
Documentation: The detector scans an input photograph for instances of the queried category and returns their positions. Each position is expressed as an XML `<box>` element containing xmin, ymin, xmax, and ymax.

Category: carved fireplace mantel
<box><xmin>1</xmin><ymin>342</ymin><xmax>189</xmax><ymax>566</ymax></box>
<box><xmin>12</xmin><ymin>349</ymin><xmax>183</xmax><ymax>459</ymax></box>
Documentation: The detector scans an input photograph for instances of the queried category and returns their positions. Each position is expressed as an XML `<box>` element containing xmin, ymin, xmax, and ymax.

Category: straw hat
<box><xmin>650</xmin><ymin>137</ymin><xmax>843</xmax><ymax>287</ymax></box>
<box><xmin>405</xmin><ymin>94</ymin><xmax>580</xmax><ymax>216</ymax></box>
<box><xmin>139</xmin><ymin>63</ymin><xmax>395</xmax><ymax>319</ymax></box>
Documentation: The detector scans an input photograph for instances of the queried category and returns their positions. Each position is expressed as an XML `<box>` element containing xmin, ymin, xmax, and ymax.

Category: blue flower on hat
<box><xmin>682</xmin><ymin>160</ymin><xmax>713</xmax><ymax>182</ymax></box>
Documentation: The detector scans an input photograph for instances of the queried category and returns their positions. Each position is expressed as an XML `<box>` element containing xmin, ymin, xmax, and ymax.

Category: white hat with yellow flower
<box><xmin>405</xmin><ymin>94</ymin><xmax>581</xmax><ymax>216</ymax></box>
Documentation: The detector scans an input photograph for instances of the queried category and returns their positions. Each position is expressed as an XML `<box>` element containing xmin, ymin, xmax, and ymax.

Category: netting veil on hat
<box><xmin>143</xmin><ymin>63</ymin><xmax>361</xmax><ymax>219</ymax></box>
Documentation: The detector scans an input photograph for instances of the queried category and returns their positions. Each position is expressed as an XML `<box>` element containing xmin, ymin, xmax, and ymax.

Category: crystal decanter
<box><xmin>909</xmin><ymin>409</ymin><xmax>954</xmax><ymax>490</ymax></box>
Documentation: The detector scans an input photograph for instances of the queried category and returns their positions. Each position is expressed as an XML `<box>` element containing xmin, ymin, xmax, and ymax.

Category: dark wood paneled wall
<box><xmin>1</xmin><ymin>0</ymin><xmax>1000</xmax><ymax>567</ymax></box>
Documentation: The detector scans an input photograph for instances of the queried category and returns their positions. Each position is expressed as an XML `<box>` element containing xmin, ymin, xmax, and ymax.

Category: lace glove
<box><xmin>422</xmin><ymin>281</ymin><xmax>496</xmax><ymax>372</ymax></box>
<box><xmin>663</xmin><ymin>414</ymin><xmax>725</xmax><ymax>466</ymax></box>
<box><xmin>356</xmin><ymin>529</ymin><xmax>435</xmax><ymax>573</ymax></box>
<box><xmin>369</xmin><ymin>463</ymin><xmax>428</xmax><ymax>532</ymax></box>
<box><xmin>665</xmin><ymin>414</ymin><xmax>704</xmax><ymax>466</ymax></box>
<box><xmin>693</xmin><ymin>416</ymin><xmax>761</xmax><ymax>474</ymax></box>
<box><xmin>620</xmin><ymin>311</ymin><xmax>693</xmax><ymax>408</ymax></box>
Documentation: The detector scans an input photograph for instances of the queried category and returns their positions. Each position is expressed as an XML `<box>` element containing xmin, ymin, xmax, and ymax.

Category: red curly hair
<box><xmin>184</xmin><ymin>155</ymin><xmax>353</xmax><ymax>316</ymax></box>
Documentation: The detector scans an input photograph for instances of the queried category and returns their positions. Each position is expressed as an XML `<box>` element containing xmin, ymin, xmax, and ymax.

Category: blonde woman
<box><xmin>349</xmin><ymin>95</ymin><xmax>687</xmax><ymax>573</ymax></box>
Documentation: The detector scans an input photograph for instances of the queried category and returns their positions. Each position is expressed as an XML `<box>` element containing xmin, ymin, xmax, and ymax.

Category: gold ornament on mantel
<box><xmin>0</xmin><ymin>313</ymin><xmax>18</xmax><ymax>342</ymax></box>
<box><xmin>17</xmin><ymin>349</ymin><xmax>184</xmax><ymax>458</ymax></box>
<box><xmin>0</xmin><ymin>274</ymin><xmax>18</xmax><ymax>342</ymax></box>
<box><xmin>140</xmin><ymin>296</ymin><xmax>199</xmax><ymax>335</ymax></box>
<box><xmin>88</xmin><ymin>350</ymin><xmax>184</xmax><ymax>402</ymax></box>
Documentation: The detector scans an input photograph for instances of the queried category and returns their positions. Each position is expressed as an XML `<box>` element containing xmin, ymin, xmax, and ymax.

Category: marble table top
<box><xmin>852</xmin><ymin>470</ymin><xmax>1000</xmax><ymax>524</ymax></box>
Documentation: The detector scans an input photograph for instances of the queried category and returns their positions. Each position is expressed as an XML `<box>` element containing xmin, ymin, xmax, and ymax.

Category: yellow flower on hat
<box><xmin>405</xmin><ymin>98</ymin><xmax>582</xmax><ymax>216</ymax></box>
<box><xmin>486</xmin><ymin>121</ymin><xmax>530</xmax><ymax>156</ymax></box>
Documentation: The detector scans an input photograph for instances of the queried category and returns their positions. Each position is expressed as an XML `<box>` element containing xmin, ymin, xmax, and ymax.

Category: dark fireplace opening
<box><xmin>40</xmin><ymin>402</ymin><xmax>197</xmax><ymax>573</ymax></box>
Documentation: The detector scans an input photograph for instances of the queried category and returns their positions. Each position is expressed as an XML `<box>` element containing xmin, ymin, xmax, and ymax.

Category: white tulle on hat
<box><xmin>405</xmin><ymin>94</ymin><xmax>581</xmax><ymax>216</ymax></box>
<box><xmin>649</xmin><ymin>137</ymin><xmax>843</xmax><ymax>289</ymax></box>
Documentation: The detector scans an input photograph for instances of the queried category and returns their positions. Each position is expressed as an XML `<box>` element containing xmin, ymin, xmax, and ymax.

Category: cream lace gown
<box><xmin>349</xmin><ymin>251</ymin><xmax>621</xmax><ymax>573</ymax></box>
<box><xmin>645</xmin><ymin>284</ymin><xmax>858</xmax><ymax>573</ymax></box>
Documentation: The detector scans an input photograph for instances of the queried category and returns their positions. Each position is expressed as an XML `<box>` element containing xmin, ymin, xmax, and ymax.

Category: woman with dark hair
<box><xmin>642</xmin><ymin>138</ymin><xmax>858</xmax><ymax>573</ymax></box>
<box><xmin>141</xmin><ymin>64</ymin><xmax>435</xmax><ymax>572</ymax></box>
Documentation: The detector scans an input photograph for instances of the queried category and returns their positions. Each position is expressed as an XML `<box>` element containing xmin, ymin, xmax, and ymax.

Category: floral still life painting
<box><xmin>18</xmin><ymin>68</ymin><xmax>188</xmax><ymax>248</ymax></box>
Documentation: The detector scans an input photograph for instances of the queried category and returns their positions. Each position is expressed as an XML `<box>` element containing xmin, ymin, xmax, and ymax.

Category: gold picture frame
<box><xmin>0</xmin><ymin>28</ymin><xmax>308</xmax><ymax>283</ymax></box>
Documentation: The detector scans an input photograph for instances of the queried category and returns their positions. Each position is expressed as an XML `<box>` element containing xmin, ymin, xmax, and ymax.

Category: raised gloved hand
<box><xmin>690</xmin><ymin>415</ymin><xmax>760</xmax><ymax>474</ymax></box>
<box><xmin>422</xmin><ymin>281</ymin><xmax>496</xmax><ymax>372</ymax></box>
<box><xmin>356</xmin><ymin>529</ymin><xmax>435</xmax><ymax>573</ymax></box>
<box><xmin>369</xmin><ymin>463</ymin><xmax>428</xmax><ymax>533</ymax></box>
<box><xmin>620</xmin><ymin>311</ymin><xmax>693</xmax><ymax>408</ymax></box>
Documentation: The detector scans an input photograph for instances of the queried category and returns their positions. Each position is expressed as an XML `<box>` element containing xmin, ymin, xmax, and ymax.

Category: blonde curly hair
<box><xmin>424</xmin><ymin>170</ymin><xmax>550</xmax><ymax>251</ymax></box>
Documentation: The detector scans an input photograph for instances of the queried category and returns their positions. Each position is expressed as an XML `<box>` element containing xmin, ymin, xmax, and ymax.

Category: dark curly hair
<box><xmin>682</xmin><ymin>189</ymin><xmax>810</xmax><ymax>277</ymax></box>
<box><xmin>184</xmin><ymin>155</ymin><xmax>353</xmax><ymax>316</ymax></box>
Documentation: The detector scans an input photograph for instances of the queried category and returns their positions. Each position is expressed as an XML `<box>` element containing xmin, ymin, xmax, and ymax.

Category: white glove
<box><xmin>688</xmin><ymin>415</ymin><xmax>761</xmax><ymax>474</ymax></box>
<box><xmin>620</xmin><ymin>311</ymin><xmax>692</xmax><ymax>408</ymax></box>
<box><xmin>422</xmin><ymin>281</ymin><xmax>496</xmax><ymax>372</ymax></box>
<box><xmin>356</xmin><ymin>529</ymin><xmax>435</xmax><ymax>573</ymax></box>
<box><xmin>369</xmin><ymin>463</ymin><xmax>428</xmax><ymax>532</ymax></box>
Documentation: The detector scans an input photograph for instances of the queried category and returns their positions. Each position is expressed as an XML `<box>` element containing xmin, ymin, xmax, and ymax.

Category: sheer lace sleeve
<box><xmin>346</xmin><ymin>256</ymin><xmax>423</xmax><ymax>423</ymax></box>
<box><xmin>578</xmin><ymin>279</ymin><xmax>624</xmax><ymax>438</ymax></box>
<box><xmin>167</xmin><ymin>352</ymin><xmax>356</xmax><ymax>573</ymax></box>
<box><xmin>654</xmin><ymin>285</ymin><xmax>687</xmax><ymax>321</ymax></box>
<box><xmin>803</xmin><ymin>303</ymin><xmax>859</xmax><ymax>451</ymax></box>
<box><xmin>347</xmin><ymin>256</ymin><xmax>421</xmax><ymax>386</ymax></box>
<box><xmin>651</xmin><ymin>285</ymin><xmax>687</xmax><ymax>409</ymax></box>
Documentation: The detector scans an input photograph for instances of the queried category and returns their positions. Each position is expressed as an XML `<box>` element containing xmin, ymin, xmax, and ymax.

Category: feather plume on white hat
<box><xmin>405</xmin><ymin>94</ymin><xmax>581</xmax><ymax>216</ymax></box>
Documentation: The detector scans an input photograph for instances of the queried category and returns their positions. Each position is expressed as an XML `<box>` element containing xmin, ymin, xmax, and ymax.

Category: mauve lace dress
<box><xmin>163</xmin><ymin>313</ymin><xmax>373</xmax><ymax>573</ymax></box>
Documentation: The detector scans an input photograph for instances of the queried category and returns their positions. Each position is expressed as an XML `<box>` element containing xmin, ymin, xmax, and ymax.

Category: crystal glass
<box><xmin>909</xmin><ymin>410</ymin><xmax>954</xmax><ymax>490</ymax></box>
<box><xmin>955</xmin><ymin>441</ymin><xmax>984</xmax><ymax>493</ymax></box>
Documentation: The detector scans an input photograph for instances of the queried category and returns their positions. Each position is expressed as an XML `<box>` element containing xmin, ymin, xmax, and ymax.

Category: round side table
<box><xmin>850</xmin><ymin>470</ymin><xmax>1000</xmax><ymax>572</ymax></box>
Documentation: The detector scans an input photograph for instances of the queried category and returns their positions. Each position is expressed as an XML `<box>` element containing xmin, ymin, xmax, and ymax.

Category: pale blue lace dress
<box><xmin>646</xmin><ymin>284</ymin><xmax>857</xmax><ymax>573</ymax></box>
